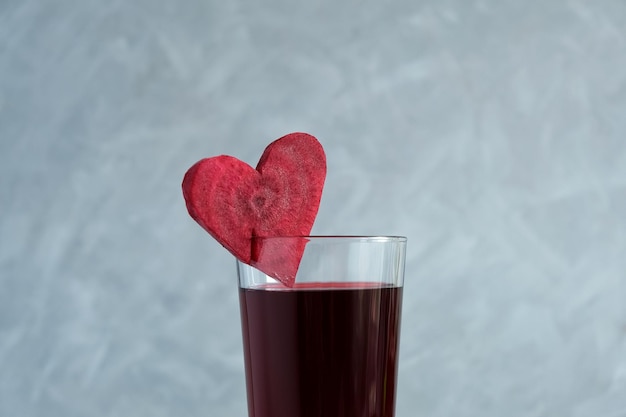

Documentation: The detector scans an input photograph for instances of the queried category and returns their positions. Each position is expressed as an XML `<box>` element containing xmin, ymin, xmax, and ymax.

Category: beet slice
<box><xmin>182</xmin><ymin>132</ymin><xmax>326</xmax><ymax>286</ymax></box>
<box><xmin>250</xmin><ymin>236</ymin><xmax>310</xmax><ymax>285</ymax></box>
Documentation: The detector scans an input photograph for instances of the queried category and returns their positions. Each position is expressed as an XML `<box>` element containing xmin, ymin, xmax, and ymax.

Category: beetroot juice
<box><xmin>239</xmin><ymin>283</ymin><xmax>403</xmax><ymax>417</ymax></box>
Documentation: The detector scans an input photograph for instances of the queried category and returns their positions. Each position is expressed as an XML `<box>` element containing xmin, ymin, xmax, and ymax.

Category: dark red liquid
<box><xmin>239</xmin><ymin>283</ymin><xmax>403</xmax><ymax>417</ymax></box>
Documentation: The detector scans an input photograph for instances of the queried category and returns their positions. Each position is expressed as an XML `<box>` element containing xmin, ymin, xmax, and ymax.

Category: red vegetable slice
<box><xmin>182</xmin><ymin>132</ymin><xmax>326</xmax><ymax>286</ymax></box>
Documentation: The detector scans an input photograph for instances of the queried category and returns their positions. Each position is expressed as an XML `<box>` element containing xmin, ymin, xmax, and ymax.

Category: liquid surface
<box><xmin>239</xmin><ymin>283</ymin><xmax>403</xmax><ymax>417</ymax></box>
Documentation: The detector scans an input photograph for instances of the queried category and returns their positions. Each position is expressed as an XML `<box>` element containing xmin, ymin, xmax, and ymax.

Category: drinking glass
<box><xmin>237</xmin><ymin>236</ymin><xmax>407</xmax><ymax>417</ymax></box>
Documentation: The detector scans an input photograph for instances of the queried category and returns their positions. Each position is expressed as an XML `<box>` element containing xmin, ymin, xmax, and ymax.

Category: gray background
<box><xmin>2</xmin><ymin>0</ymin><xmax>626</xmax><ymax>416</ymax></box>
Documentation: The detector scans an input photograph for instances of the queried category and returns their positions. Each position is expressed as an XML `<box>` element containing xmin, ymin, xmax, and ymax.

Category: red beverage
<box><xmin>239</xmin><ymin>283</ymin><xmax>403</xmax><ymax>417</ymax></box>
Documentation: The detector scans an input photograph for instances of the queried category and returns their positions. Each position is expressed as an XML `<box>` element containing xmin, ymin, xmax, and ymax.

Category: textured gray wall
<box><xmin>2</xmin><ymin>1</ymin><xmax>626</xmax><ymax>416</ymax></box>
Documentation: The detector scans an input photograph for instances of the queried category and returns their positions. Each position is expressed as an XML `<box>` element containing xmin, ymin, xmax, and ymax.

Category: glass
<box><xmin>237</xmin><ymin>236</ymin><xmax>407</xmax><ymax>417</ymax></box>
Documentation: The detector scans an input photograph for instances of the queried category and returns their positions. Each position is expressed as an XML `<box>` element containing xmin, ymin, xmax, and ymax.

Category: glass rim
<box><xmin>249</xmin><ymin>235</ymin><xmax>407</xmax><ymax>242</ymax></box>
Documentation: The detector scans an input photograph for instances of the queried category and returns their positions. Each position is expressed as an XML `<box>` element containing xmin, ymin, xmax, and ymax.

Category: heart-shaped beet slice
<box><xmin>182</xmin><ymin>132</ymin><xmax>326</xmax><ymax>286</ymax></box>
